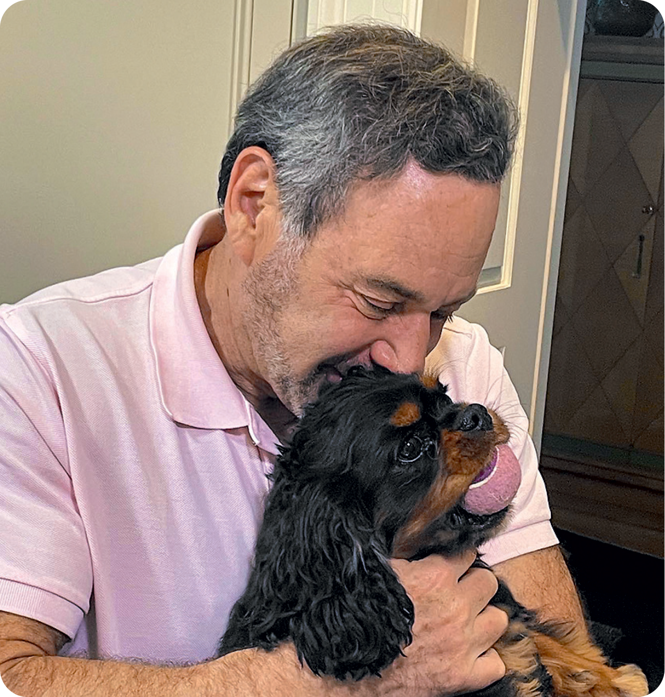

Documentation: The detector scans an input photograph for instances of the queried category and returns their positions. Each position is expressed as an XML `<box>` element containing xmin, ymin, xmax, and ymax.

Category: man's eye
<box><xmin>360</xmin><ymin>296</ymin><xmax>397</xmax><ymax>317</ymax></box>
<box><xmin>431</xmin><ymin>309</ymin><xmax>456</xmax><ymax>324</ymax></box>
<box><xmin>431</xmin><ymin>310</ymin><xmax>452</xmax><ymax>324</ymax></box>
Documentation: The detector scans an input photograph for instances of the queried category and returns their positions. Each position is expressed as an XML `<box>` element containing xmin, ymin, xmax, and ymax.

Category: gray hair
<box><xmin>218</xmin><ymin>23</ymin><xmax>518</xmax><ymax>238</ymax></box>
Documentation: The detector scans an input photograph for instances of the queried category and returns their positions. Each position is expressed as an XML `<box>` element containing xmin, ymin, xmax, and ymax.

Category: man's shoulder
<box><xmin>0</xmin><ymin>257</ymin><xmax>164</xmax><ymax>367</ymax></box>
<box><xmin>426</xmin><ymin>316</ymin><xmax>502</xmax><ymax>402</ymax></box>
<box><xmin>4</xmin><ymin>257</ymin><xmax>162</xmax><ymax>316</ymax></box>
<box><xmin>431</xmin><ymin>315</ymin><xmax>494</xmax><ymax>362</ymax></box>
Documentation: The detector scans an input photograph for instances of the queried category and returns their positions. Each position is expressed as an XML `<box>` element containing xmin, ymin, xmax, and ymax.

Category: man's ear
<box><xmin>223</xmin><ymin>146</ymin><xmax>280</xmax><ymax>267</ymax></box>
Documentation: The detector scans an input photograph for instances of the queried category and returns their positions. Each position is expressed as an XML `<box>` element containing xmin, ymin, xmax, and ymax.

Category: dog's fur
<box><xmin>217</xmin><ymin>367</ymin><xmax>648</xmax><ymax>696</ymax></box>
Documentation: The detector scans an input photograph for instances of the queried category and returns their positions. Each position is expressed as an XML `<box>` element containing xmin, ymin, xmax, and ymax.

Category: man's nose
<box><xmin>369</xmin><ymin>314</ymin><xmax>432</xmax><ymax>374</ymax></box>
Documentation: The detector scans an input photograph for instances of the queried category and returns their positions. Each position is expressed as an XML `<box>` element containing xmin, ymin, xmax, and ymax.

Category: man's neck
<box><xmin>193</xmin><ymin>243</ymin><xmax>295</xmax><ymax>442</ymax></box>
<box><xmin>255</xmin><ymin>397</ymin><xmax>299</xmax><ymax>442</ymax></box>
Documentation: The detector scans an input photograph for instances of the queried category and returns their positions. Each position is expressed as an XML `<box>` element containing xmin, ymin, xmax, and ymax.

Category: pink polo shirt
<box><xmin>0</xmin><ymin>210</ymin><xmax>557</xmax><ymax>663</ymax></box>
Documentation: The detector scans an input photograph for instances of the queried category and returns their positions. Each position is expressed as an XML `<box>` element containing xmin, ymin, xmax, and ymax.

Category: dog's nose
<box><xmin>456</xmin><ymin>404</ymin><xmax>493</xmax><ymax>432</ymax></box>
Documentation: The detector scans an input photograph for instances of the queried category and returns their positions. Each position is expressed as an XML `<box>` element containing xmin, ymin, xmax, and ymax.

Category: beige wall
<box><xmin>0</xmin><ymin>0</ymin><xmax>235</xmax><ymax>303</ymax></box>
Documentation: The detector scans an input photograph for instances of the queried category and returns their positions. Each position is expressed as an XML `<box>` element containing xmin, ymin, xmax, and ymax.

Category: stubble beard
<box><xmin>241</xmin><ymin>235</ymin><xmax>322</xmax><ymax>416</ymax></box>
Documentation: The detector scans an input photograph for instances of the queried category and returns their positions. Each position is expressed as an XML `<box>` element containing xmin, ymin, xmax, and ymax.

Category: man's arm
<box><xmin>1</xmin><ymin>553</ymin><xmax>508</xmax><ymax>697</ymax></box>
<box><xmin>492</xmin><ymin>545</ymin><xmax>588</xmax><ymax>630</ymax></box>
<box><xmin>0</xmin><ymin>611</ymin><xmax>341</xmax><ymax>697</ymax></box>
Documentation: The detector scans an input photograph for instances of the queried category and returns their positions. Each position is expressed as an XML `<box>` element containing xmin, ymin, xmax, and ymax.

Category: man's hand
<box><xmin>275</xmin><ymin>551</ymin><xmax>508</xmax><ymax>697</ymax></box>
<box><xmin>380</xmin><ymin>551</ymin><xmax>509</xmax><ymax>696</ymax></box>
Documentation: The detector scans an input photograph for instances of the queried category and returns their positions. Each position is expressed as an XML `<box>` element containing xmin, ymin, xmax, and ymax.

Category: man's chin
<box><xmin>277</xmin><ymin>355</ymin><xmax>376</xmax><ymax>415</ymax></box>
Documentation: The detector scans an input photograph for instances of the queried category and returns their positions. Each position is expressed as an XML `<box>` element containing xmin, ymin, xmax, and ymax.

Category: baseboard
<box><xmin>540</xmin><ymin>451</ymin><xmax>664</xmax><ymax>557</ymax></box>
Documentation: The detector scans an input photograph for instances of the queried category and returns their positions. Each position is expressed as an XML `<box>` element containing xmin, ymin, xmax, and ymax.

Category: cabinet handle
<box><xmin>632</xmin><ymin>234</ymin><xmax>645</xmax><ymax>279</ymax></box>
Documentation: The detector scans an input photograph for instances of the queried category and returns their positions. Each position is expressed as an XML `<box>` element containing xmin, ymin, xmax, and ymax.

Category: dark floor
<box><xmin>555</xmin><ymin>527</ymin><xmax>664</xmax><ymax>693</ymax></box>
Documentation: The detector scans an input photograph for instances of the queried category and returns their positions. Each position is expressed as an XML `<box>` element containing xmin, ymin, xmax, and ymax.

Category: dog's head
<box><xmin>223</xmin><ymin>366</ymin><xmax>523</xmax><ymax>679</ymax></box>
<box><xmin>278</xmin><ymin>365</ymin><xmax>519</xmax><ymax>559</ymax></box>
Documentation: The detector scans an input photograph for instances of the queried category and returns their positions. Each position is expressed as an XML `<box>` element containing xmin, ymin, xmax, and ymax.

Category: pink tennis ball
<box><xmin>461</xmin><ymin>444</ymin><xmax>521</xmax><ymax>515</ymax></box>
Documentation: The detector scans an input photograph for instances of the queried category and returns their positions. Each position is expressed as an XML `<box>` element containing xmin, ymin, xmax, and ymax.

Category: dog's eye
<box><xmin>397</xmin><ymin>436</ymin><xmax>425</xmax><ymax>463</ymax></box>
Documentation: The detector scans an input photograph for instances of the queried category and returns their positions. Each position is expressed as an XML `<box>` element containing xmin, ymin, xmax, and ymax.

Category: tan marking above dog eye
<box><xmin>391</xmin><ymin>402</ymin><xmax>420</xmax><ymax>427</ymax></box>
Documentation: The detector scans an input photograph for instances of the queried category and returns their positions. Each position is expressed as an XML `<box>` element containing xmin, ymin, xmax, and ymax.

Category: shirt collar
<box><xmin>149</xmin><ymin>209</ymin><xmax>279</xmax><ymax>455</ymax></box>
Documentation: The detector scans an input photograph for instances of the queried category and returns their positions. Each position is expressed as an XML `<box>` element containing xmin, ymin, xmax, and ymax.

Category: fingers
<box><xmin>463</xmin><ymin>569</ymin><xmax>509</xmax><ymax>652</ymax></box>
<box><xmin>458</xmin><ymin>564</ymin><xmax>500</xmax><ymax>613</ymax></box>
<box><xmin>474</xmin><ymin>604</ymin><xmax>510</xmax><ymax>651</ymax></box>
<box><xmin>469</xmin><ymin>648</ymin><xmax>507</xmax><ymax>692</ymax></box>
<box><xmin>391</xmin><ymin>548</ymin><xmax>477</xmax><ymax>580</ymax></box>
<box><xmin>391</xmin><ymin>555</ymin><xmax>504</xmax><ymax>632</ymax></box>
<box><xmin>383</xmin><ymin>553</ymin><xmax>510</xmax><ymax>695</ymax></box>
<box><xmin>448</xmin><ymin>548</ymin><xmax>478</xmax><ymax>579</ymax></box>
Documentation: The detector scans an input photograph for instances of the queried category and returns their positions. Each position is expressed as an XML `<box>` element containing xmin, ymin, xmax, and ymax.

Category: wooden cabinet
<box><xmin>541</xmin><ymin>36</ymin><xmax>664</xmax><ymax>556</ymax></box>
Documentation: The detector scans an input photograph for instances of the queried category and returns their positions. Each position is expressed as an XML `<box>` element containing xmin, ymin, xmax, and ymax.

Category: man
<box><xmin>0</xmin><ymin>25</ymin><xmax>585</xmax><ymax>696</ymax></box>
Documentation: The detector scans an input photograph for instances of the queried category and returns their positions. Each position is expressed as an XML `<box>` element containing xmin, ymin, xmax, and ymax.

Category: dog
<box><xmin>217</xmin><ymin>366</ymin><xmax>648</xmax><ymax>696</ymax></box>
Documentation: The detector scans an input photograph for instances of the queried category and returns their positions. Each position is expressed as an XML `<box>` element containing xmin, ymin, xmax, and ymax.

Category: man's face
<box><xmin>242</xmin><ymin>162</ymin><xmax>501</xmax><ymax>415</ymax></box>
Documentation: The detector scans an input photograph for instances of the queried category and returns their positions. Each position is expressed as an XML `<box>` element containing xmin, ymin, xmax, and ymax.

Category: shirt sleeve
<box><xmin>430</xmin><ymin>318</ymin><xmax>559</xmax><ymax>566</ymax></box>
<box><xmin>0</xmin><ymin>314</ymin><xmax>92</xmax><ymax>639</ymax></box>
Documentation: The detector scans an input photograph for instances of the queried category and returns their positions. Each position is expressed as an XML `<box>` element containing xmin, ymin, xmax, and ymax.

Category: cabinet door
<box><xmin>547</xmin><ymin>76</ymin><xmax>663</xmax><ymax>454</ymax></box>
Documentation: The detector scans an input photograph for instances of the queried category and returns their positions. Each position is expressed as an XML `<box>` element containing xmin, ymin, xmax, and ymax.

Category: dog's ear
<box><xmin>286</xmin><ymin>489</ymin><xmax>415</xmax><ymax>679</ymax></box>
<box><xmin>222</xmin><ymin>478</ymin><xmax>414</xmax><ymax>680</ymax></box>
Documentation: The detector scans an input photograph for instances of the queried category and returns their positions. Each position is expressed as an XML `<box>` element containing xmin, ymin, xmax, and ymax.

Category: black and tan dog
<box><xmin>218</xmin><ymin>367</ymin><xmax>647</xmax><ymax>697</ymax></box>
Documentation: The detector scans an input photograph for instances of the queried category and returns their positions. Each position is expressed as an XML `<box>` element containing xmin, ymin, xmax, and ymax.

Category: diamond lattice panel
<box><xmin>645</xmin><ymin>209</ymin><xmax>663</xmax><ymax>324</ymax></box>
<box><xmin>633</xmin><ymin>338</ymin><xmax>664</xmax><ymax>446</ymax></box>
<box><xmin>568</xmin><ymin>81</ymin><xmax>625</xmax><ymax>195</ymax></box>
<box><xmin>613</xmin><ymin>218</ymin><xmax>655</xmax><ymax>325</ymax></box>
<box><xmin>566</xmin><ymin>383</ymin><xmax>630</xmax><ymax>448</ymax></box>
<box><xmin>584</xmin><ymin>146</ymin><xmax>654</xmax><ymax>263</ymax></box>
<box><xmin>557</xmin><ymin>206</ymin><xmax>612</xmax><ymax>312</ymax></box>
<box><xmin>543</xmin><ymin>320</ymin><xmax>600</xmax><ymax>433</ymax></box>
<box><xmin>551</xmin><ymin>291</ymin><xmax>570</xmax><ymax>339</ymax></box>
<box><xmin>628</xmin><ymin>96</ymin><xmax>664</xmax><ymax>201</ymax></box>
<box><xmin>600</xmin><ymin>337</ymin><xmax>642</xmax><ymax>438</ymax></box>
<box><xmin>634</xmin><ymin>410</ymin><xmax>664</xmax><ymax>453</ymax></box>
<box><xmin>600</xmin><ymin>80</ymin><xmax>663</xmax><ymax>141</ymax></box>
<box><xmin>564</xmin><ymin>178</ymin><xmax>582</xmax><ymax>222</ymax></box>
<box><xmin>571</xmin><ymin>267</ymin><xmax>642</xmax><ymax>381</ymax></box>
<box><xmin>644</xmin><ymin>306</ymin><xmax>664</xmax><ymax>370</ymax></box>
<box><xmin>545</xmin><ymin>74</ymin><xmax>663</xmax><ymax>454</ymax></box>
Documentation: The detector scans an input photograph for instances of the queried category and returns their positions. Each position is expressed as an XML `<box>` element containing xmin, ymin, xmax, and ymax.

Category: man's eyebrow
<box><xmin>358</xmin><ymin>277</ymin><xmax>478</xmax><ymax>308</ymax></box>
<box><xmin>360</xmin><ymin>277</ymin><xmax>425</xmax><ymax>303</ymax></box>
